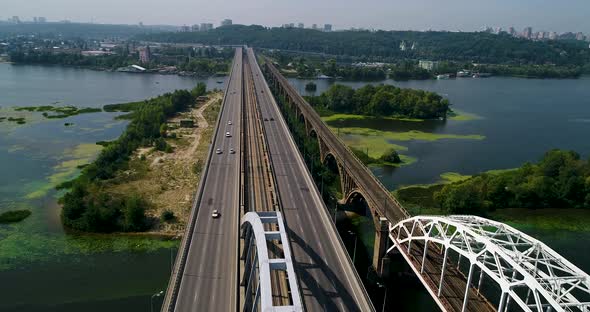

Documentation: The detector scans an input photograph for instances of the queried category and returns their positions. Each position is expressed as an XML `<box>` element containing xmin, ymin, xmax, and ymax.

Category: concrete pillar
<box><xmin>373</xmin><ymin>217</ymin><xmax>390</xmax><ymax>277</ymax></box>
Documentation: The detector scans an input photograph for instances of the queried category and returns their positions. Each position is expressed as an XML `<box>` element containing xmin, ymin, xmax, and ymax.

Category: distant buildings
<box><xmin>200</xmin><ymin>23</ymin><xmax>213</xmax><ymax>31</ymax></box>
<box><xmin>576</xmin><ymin>32</ymin><xmax>586</xmax><ymax>41</ymax></box>
<box><xmin>298</xmin><ymin>23</ymin><xmax>304</xmax><ymax>29</ymax></box>
<box><xmin>180</xmin><ymin>25</ymin><xmax>190</xmax><ymax>32</ymax></box>
<box><xmin>33</xmin><ymin>17</ymin><xmax>47</xmax><ymax>23</ymax></box>
<box><xmin>522</xmin><ymin>27</ymin><xmax>533</xmax><ymax>39</ymax></box>
<box><xmin>139</xmin><ymin>46</ymin><xmax>151</xmax><ymax>63</ymax></box>
<box><xmin>191</xmin><ymin>24</ymin><xmax>200</xmax><ymax>32</ymax></box>
<box><xmin>9</xmin><ymin>16</ymin><xmax>20</xmax><ymax>24</ymax></box>
<box><xmin>418</xmin><ymin>60</ymin><xmax>439</xmax><ymax>71</ymax></box>
<box><xmin>221</xmin><ymin>19</ymin><xmax>232</xmax><ymax>27</ymax></box>
<box><xmin>311</xmin><ymin>24</ymin><xmax>318</xmax><ymax>30</ymax></box>
<box><xmin>323</xmin><ymin>24</ymin><xmax>332</xmax><ymax>32</ymax></box>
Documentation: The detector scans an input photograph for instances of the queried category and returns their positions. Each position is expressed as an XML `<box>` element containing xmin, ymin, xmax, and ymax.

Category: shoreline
<box><xmin>5</xmin><ymin>61</ymin><xmax>227</xmax><ymax>78</ymax></box>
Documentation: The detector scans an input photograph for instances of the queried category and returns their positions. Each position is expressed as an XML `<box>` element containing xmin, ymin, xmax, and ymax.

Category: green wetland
<box><xmin>0</xmin><ymin>63</ymin><xmax>226</xmax><ymax>311</ymax></box>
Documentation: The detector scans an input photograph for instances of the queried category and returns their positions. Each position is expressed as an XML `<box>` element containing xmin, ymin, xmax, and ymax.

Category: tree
<box><xmin>123</xmin><ymin>195</ymin><xmax>146</xmax><ymax>231</ymax></box>
<box><xmin>380</xmin><ymin>148</ymin><xmax>401</xmax><ymax>164</ymax></box>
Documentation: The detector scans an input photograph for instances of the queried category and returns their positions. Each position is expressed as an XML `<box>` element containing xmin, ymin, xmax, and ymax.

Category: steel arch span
<box><xmin>240</xmin><ymin>211</ymin><xmax>303</xmax><ymax>312</ymax></box>
<box><xmin>388</xmin><ymin>215</ymin><xmax>590</xmax><ymax>312</ymax></box>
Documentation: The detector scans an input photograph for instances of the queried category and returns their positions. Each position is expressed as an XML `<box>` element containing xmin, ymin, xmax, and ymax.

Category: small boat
<box><xmin>216</xmin><ymin>80</ymin><xmax>224</xmax><ymax>84</ymax></box>
<box><xmin>436</xmin><ymin>74</ymin><xmax>451</xmax><ymax>80</ymax></box>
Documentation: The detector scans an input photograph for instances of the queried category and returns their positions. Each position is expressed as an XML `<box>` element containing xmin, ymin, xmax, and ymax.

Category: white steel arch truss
<box><xmin>240</xmin><ymin>211</ymin><xmax>303</xmax><ymax>312</ymax></box>
<box><xmin>388</xmin><ymin>215</ymin><xmax>590</xmax><ymax>312</ymax></box>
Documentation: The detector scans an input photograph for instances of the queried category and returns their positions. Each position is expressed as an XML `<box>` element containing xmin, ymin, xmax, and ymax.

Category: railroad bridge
<box><xmin>264</xmin><ymin>61</ymin><xmax>409</xmax><ymax>274</ymax></box>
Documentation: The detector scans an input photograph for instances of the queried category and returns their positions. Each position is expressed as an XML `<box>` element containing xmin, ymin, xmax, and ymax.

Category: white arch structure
<box><xmin>388</xmin><ymin>215</ymin><xmax>590</xmax><ymax>312</ymax></box>
<box><xmin>240</xmin><ymin>211</ymin><xmax>303</xmax><ymax>312</ymax></box>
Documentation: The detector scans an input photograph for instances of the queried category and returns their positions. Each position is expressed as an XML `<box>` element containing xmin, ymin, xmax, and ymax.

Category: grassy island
<box><xmin>15</xmin><ymin>105</ymin><xmax>102</xmax><ymax>119</ymax></box>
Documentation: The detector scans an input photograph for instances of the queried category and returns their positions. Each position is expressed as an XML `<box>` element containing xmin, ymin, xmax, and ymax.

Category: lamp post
<box><xmin>377</xmin><ymin>283</ymin><xmax>388</xmax><ymax>312</ymax></box>
<box><xmin>151</xmin><ymin>290</ymin><xmax>163</xmax><ymax>312</ymax></box>
<box><xmin>348</xmin><ymin>230</ymin><xmax>358</xmax><ymax>265</ymax></box>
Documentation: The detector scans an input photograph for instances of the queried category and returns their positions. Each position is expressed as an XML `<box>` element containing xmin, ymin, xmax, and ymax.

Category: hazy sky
<box><xmin>3</xmin><ymin>0</ymin><xmax>590</xmax><ymax>33</ymax></box>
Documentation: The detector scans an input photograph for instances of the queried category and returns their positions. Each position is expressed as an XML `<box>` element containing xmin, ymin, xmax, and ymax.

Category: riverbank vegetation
<box><xmin>396</xmin><ymin>150</ymin><xmax>590</xmax><ymax>230</ymax></box>
<box><xmin>307</xmin><ymin>84</ymin><xmax>450</xmax><ymax>119</ymax></box>
<box><xmin>58</xmin><ymin>83</ymin><xmax>208</xmax><ymax>233</ymax></box>
<box><xmin>8</xmin><ymin>46</ymin><xmax>232</xmax><ymax>76</ymax></box>
<box><xmin>435</xmin><ymin>149</ymin><xmax>590</xmax><ymax>214</ymax></box>
<box><xmin>0</xmin><ymin>209</ymin><xmax>32</xmax><ymax>223</ymax></box>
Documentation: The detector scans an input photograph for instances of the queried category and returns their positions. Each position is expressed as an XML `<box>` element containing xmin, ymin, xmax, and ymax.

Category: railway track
<box><xmin>242</xmin><ymin>54</ymin><xmax>291</xmax><ymax>306</ymax></box>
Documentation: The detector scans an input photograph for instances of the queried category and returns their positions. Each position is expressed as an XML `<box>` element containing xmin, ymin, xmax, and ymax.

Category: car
<box><xmin>270</xmin><ymin>117</ymin><xmax>275</xmax><ymax>121</ymax></box>
<box><xmin>211</xmin><ymin>210</ymin><xmax>220</xmax><ymax>218</ymax></box>
<box><xmin>229</xmin><ymin>148</ymin><xmax>235</xmax><ymax>154</ymax></box>
<box><xmin>216</xmin><ymin>148</ymin><xmax>222</xmax><ymax>154</ymax></box>
<box><xmin>261</xmin><ymin>90</ymin><xmax>264</xmax><ymax>93</ymax></box>
<box><xmin>228</xmin><ymin>120</ymin><xmax>232</xmax><ymax>125</ymax></box>
<box><xmin>225</xmin><ymin>132</ymin><xmax>231</xmax><ymax>137</ymax></box>
<box><xmin>264</xmin><ymin>118</ymin><xmax>269</xmax><ymax>121</ymax></box>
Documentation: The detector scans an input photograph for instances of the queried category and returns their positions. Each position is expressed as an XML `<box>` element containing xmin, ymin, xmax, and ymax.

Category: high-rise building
<box><xmin>323</xmin><ymin>24</ymin><xmax>332</xmax><ymax>32</ymax></box>
<box><xmin>548</xmin><ymin>32</ymin><xmax>558</xmax><ymax>40</ymax></box>
<box><xmin>298</xmin><ymin>23</ymin><xmax>304</xmax><ymax>29</ymax></box>
<box><xmin>221</xmin><ymin>19</ymin><xmax>232</xmax><ymax>27</ymax></box>
<box><xmin>576</xmin><ymin>32</ymin><xmax>585</xmax><ymax>41</ymax></box>
<box><xmin>10</xmin><ymin>16</ymin><xmax>20</xmax><ymax>24</ymax></box>
<box><xmin>180</xmin><ymin>25</ymin><xmax>190</xmax><ymax>32</ymax></box>
<box><xmin>311</xmin><ymin>24</ymin><xmax>318</xmax><ymax>30</ymax></box>
<box><xmin>139</xmin><ymin>46</ymin><xmax>151</xmax><ymax>63</ymax></box>
<box><xmin>522</xmin><ymin>27</ymin><xmax>533</xmax><ymax>39</ymax></box>
<box><xmin>200</xmin><ymin>23</ymin><xmax>213</xmax><ymax>31</ymax></box>
<box><xmin>508</xmin><ymin>27</ymin><xmax>516</xmax><ymax>36</ymax></box>
<box><xmin>191</xmin><ymin>24</ymin><xmax>200</xmax><ymax>32</ymax></box>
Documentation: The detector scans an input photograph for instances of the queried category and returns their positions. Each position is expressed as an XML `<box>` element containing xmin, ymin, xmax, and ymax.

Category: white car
<box><xmin>228</xmin><ymin>120</ymin><xmax>232</xmax><ymax>125</ymax></box>
<box><xmin>225</xmin><ymin>132</ymin><xmax>231</xmax><ymax>137</ymax></box>
<box><xmin>229</xmin><ymin>148</ymin><xmax>235</xmax><ymax>154</ymax></box>
<box><xmin>216</xmin><ymin>148</ymin><xmax>222</xmax><ymax>154</ymax></box>
<box><xmin>211</xmin><ymin>210</ymin><xmax>220</xmax><ymax>218</ymax></box>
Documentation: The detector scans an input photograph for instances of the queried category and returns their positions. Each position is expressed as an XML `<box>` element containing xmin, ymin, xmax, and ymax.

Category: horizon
<box><xmin>2</xmin><ymin>0</ymin><xmax>590</xmax><ymax>34</ymax></box>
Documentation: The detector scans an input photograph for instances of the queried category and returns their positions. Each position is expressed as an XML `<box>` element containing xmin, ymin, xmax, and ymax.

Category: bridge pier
<box><xmin>373</xmin><ymin>217</ymin><xmax>390</xmax><ymax>277</ymax></box>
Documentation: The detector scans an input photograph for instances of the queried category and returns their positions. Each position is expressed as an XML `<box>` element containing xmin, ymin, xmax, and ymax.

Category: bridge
<box><xmin>161</xmin><ymin>47</ymin><xmax>590</xmax><ymax>312</ymax></box>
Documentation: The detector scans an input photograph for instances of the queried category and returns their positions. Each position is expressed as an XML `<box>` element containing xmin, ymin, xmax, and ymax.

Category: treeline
<box><xmin>307</xmin><ymin>84</ymin><xmax>450</xmax><ymax>119</ymax></box>
<box><xmin>59</xmin><ymin>83</ymin><xmax>207</xmax><ymax>233</ymax></box>
<box><xmin>136</xmin><ymin>25</ymin><xmax>590</xmax><ymax>67</ymax></box>
<box><xmin>475</xmin><ymin>64</ymin><xmax>583</xmax><ymax>79</ymax></box>
<box><xmin>9</xmin><ymin>51</ymin><xmax>135</xmax><ymax>70</ymax></box>
<box><xmin>435</xmin><ymin>150</ymin><xmax>590</xmax><ymax>214</ymax></box>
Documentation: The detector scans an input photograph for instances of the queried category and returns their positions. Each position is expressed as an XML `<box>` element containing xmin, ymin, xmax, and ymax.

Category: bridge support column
<box><xmin>373</xmin><ymin>217</ymin><xmax>390</xmax><ymax>277</ymax></box>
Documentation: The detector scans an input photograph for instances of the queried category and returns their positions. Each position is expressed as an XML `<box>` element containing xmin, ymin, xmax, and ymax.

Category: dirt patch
<box><xmin>105</xmin><ymin>92</ymin><xmax>223</xmax><ymax>235</ymax></box>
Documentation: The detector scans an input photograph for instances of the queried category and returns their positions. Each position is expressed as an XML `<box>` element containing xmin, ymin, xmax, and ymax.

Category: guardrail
<box><xmin>264</xmin><ymin>61</ymin><xmax>410</xmax><ymax>224</ymax></box>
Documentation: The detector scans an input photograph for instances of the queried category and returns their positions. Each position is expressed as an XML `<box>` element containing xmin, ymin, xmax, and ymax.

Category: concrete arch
<box><xmin>309</xmin><ymin>127</ymin><xmax>318</xmax><ymax>138</ymax></box>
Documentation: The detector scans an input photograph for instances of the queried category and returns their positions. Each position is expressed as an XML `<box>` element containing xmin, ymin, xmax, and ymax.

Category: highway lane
<box><xmin>172</xmin><ymin>48</ymin><xmax>243</xmax><ymax>312</ymax></box>
<box><xmin>246</xmin><ymin>49</ymin><xmax>374</xmax><ymax>311</ymax></box>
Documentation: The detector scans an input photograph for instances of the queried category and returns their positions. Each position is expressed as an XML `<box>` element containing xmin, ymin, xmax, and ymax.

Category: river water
<box><xmin>288</xmin><ymin>76</ymin><xmax>590</xmax><ymax>310</ymax></box>
<box><xmin>0</xmin><ymin>63</ymin><xmax>226</xmax><ymax>311</ymax></box>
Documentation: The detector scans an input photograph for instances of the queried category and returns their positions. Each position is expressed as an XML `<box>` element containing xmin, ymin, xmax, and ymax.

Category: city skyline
<box><xmin>2</xmin><ymin>0</ymin><xmax>590</xmax><ymax>33</ymax></box>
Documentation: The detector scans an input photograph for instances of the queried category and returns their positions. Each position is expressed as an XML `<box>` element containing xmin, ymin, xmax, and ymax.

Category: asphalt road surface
<box><xmin>246</xmin><ymin>48</ymin><xmax>374</xmax><ymax>312</ymax></box>
<box><xmin>173</xmin><ymin>48</ymin><xmax>243</xmax><ymax>312</ymax></box>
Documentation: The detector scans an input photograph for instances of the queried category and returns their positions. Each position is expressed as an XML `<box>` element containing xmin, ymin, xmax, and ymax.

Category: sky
<box><xmin>2</xmin><ymin>0</ymin><xmax>590</xmax><ymax>34</ymax></box>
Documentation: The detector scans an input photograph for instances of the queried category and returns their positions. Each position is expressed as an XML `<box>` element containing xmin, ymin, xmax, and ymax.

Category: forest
<box><xmin>435</xmin><ymin>150</ymin><xmax>590</xmax><ymax>214</ymax></box>
<box><xmin>307</xmin><ymin>84</ymin><xmax>450</xmax><ymax>119</ymax></box>
<box><xmin>137</xmin><ymin>25</ymin><xmax>590</xmax><ymax>67</ymax></box>
<box><xmin>59</xmin><ymin>83</ymin><xmax>207</xmax><ymax>232</ymax></box>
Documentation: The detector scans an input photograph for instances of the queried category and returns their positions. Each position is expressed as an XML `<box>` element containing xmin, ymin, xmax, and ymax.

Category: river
<box><xmin>1</xmin><ymin>63</ymin><xmax>588</xmax><ymax>311</ymax></box>
<box><xmin>288</xmin><ymin>76</ymin><xmax>590</xmax><ymax>310</ymax></box>
<box><xmin>0</xmin><ymin>63</ymin><xmax>226</xmax><ymax>311</ymax></box>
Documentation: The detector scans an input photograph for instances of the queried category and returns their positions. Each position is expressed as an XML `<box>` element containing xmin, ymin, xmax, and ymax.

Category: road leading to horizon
<box><xmin>173</xmin><ymin>48</ymin><xmax>243</xmax><ymax>312</ymax></box>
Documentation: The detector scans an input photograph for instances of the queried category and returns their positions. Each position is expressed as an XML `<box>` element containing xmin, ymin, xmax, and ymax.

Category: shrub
<box><xmin>161</xmin><ymin>210</ymin><xmax>175</xmax><ymax>222</ymax></box>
